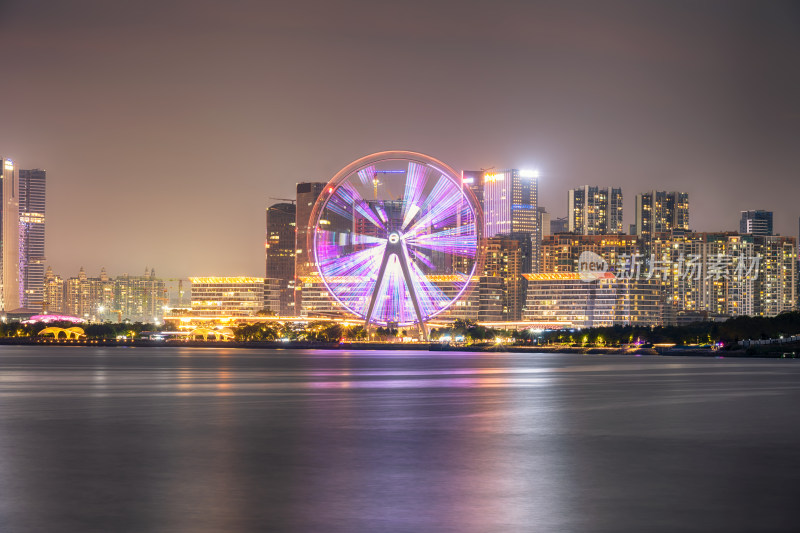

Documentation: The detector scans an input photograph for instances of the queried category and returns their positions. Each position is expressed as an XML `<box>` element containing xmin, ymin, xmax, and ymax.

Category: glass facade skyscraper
<box><xmin>483</xmin><ymin>169</ymin><xmax>539</xmax><ymax>271</ymax></box>
<box><xmin>265</xmin><ymin>202</ymin><xmax>296</xmax><ymax>316</ymax></box>
<box><xmin>18</xmin><ymin>169</ymin><xmax>46</xmax><ymax>310</ymax></box>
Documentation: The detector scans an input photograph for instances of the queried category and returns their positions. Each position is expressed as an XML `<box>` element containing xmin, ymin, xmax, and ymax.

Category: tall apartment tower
<box><xmin>635</xmin><ymin>191</ymin><xmax>689</xmax><ymax>241</ymax></box>
<box><xmin>739</xmin><ymin>210</ymin><xmax>773</xmax><ymax>236</ymax></box>
<box><xmin>483</xmin><ymin>169</ymin><xmax>539</xmax><ymax>270</ymax></box>
<box><xmin>265</xmin><ymin>202</ymin><xmax>296</xmax><ymax>316</ymax></box>
<box><xmin>18</xmin><ymin>169</ymin><xmax>46</xmax><ymax>310</ymax></box>
<box><xmin>294</xmin><ymin>182</ymin><xmax>326</xmax><ymax>314</ymax></box>
<box><xmin>0</xmin><ymin>158</ymin><xmax>19</xmax><ymax>311</ymax></box>
<box><xmin>568</xmin><ymin>186</ymin><xmax>623</xmax><ymax>235</ymax></box>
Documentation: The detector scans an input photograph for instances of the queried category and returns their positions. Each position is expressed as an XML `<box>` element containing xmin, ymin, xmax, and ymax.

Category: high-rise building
<box><xmin>479</xmin><ymin>237</ymin><xmax>523</xmax><ymax>321</ymax></box>
<box><xmin>648</xmin><ymin>232</ymin><xmax>797</xmax><ymax>320</ymax></box>
<box><xmin>567</xmin><ymin>186</ymin><xmax>623</xmax><ymax>235</ymax></box>
<box><xmin>295</xmin><ymin>182</ymin><xmax>326</xmax><ymax>315</ymax></box>
<box><xmin>635</xmin><ymin>191</ymin><xmax>689</xmax><ymax>243</ymax></box>
<box><xmin>1</xmin><ymin>157</ymin><xmax>19</xmax><ymax>311</ymax></box>
<box><xmin>18</xmin><ymin>169</ymin><xmax>46</xmax><ymax>311</ymax></box>
<box><xmin>43</xmin><ymin>266</ymin><xmax>64</xmax><ymax>314</ymax></box>
<box><xmin>483</xmin><ymin>169</ymin><xmax>539</xmax><ymax>274</ymax></box>
<box><xmin>739</xmin><ymin>210</ymin><xmax>773</xmax><ymax>236</ymax></box>
<box><xmin>754</xmin><ymin>235</ymin><xmax>797</xmax><ymax>316</ymax></box>
<box><xmin>43</xmin><ymin>266</ymin><xmax>166</xmax><ymax>322</ymax></box>
<box><xmin>63</xmin><ymin>267</ymin><xmax>113</xmax><ymax>320</ymax></box>
<box><xmin>265</xmin><ymin>202</ymin><xmax>296</xmax><ymax>316</ymax></box>
<box><xmin>538</xmin><ymin>207</ymin><xmax>550</xmax><ymax>240</ymax></box>
<box><xmin>483</xmin><ymin>169</ymin><xmax>538</xmax><ymax>237</ymax></box>
<box><xmin>113</xmin><ymin>268</ymin><xmax>166</xmax><ymax>322</ymax></box>
<box><xmin>652</xmin><ymin>232</ymin><xmax>758</xmax><ymax>320</ymax></box>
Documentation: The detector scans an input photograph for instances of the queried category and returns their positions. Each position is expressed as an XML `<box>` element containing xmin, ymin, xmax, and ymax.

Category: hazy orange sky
<box><xmin>1</xmin><ymin>0</ymin><xmax>798</xmax><ymax>279</ymax></box>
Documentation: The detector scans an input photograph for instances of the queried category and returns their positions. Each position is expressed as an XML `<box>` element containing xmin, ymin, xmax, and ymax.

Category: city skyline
<box><xmin>1</xmin><ymin>0</ymin><xmax>799</xmax><ymax>278</ymax></box>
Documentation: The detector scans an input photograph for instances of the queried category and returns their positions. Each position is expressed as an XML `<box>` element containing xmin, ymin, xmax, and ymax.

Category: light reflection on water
<box><xmin>0</xmin><ymin>347</ymin><xmax>798</xmax><ymax>532</ymax></box>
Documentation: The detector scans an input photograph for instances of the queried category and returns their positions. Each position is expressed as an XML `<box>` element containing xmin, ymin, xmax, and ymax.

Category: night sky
<box><xmin>1</xmin><ymin>0</ymin><xmax>798</xmax><ymax>279</ymax></box>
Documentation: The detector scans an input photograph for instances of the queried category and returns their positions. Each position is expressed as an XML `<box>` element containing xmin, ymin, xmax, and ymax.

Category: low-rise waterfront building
<box><xmin>522</xmin><ymin>273</ymin><xmax>663</xmax><ymax>328</ymax></box>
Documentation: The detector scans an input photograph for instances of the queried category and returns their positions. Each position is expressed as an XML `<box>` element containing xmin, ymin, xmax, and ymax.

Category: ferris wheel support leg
<box><xmin>364</xmin><ymin>247</ymin><xmax>392</xmax><ymax>336</ymax></box>
<box><xmin>396</xmin><ymin>246</ymin><xmax>428</xmax><ymax>342</ymax></box>
<box><xmin>363</xmin><ymin>242</ymin><xmax>429</xmax><ymax>342</ymax></box>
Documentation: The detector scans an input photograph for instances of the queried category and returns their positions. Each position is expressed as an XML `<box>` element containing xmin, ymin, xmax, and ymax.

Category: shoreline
<box><xmin>1</xmin><ymin>337</ymin><xmax>797</xmax><ymax>358</ymax></box>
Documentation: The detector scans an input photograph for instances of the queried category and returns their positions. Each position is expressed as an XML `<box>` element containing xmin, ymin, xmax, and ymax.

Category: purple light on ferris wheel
<box><xmin>309</xmin><ymin>151</ymin><xmax>483</xmax><ymax>337</ymax></box>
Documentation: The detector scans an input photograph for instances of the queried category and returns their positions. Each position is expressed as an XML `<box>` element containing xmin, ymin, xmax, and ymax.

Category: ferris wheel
<box><xmin>309</xmin><ymin>151</ymin><xmax>483</xmax><ymax>338</ymax></box>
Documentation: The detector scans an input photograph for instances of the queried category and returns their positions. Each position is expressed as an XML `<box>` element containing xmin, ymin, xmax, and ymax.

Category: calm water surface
<box><xmin>0</xmin><ymin>346</ymin><xmax>799</xmax><ymax>532</ymax></box>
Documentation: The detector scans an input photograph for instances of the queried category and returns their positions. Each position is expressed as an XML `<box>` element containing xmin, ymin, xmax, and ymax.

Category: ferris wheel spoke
<box><xmin>407</xmin><ymin>224</ymin><xmax>477</xmax><ymax>257</ymax></box>
<box><xmin>368</xmin><ymin>255</ymin><xmax>410</xmax><ymax>324</ymax></box>
<box><xmin>406</xmin><ymin>178</ymin><xmax>470</xmax><ymax>236</ymax></box>
<box><xmin>318</xmin><ymin>241</ymin><xmax>386</xmax><ymax>278</ymax></box>
<box><xmin>400</xmin><ymin>162</ymin><xmax>428</xmax><ymax>229</ymax></box>
<box><xmin>407</xmin><ymin>261</ymin><xmax>449</xmax><ymax>317</ymax></box>
<box><xmin>335</xmin><ymin>182</ymin><xmax>386</xmax><ymax>231</ymax></box>
<box><xmin>357</xmin><ymin>165</ymin><xmax>376</xmax><ymax>187</ymax></box>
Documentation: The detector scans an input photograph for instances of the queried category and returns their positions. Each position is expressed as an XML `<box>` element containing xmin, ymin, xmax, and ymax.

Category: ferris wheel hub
<box><xmin>388</xmin><ymin>232</ymin><xmax>401</xmax><ymax>244</ymax></box>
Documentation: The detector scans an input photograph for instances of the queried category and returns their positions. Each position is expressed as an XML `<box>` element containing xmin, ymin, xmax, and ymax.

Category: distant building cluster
<box><xmin>258</xmin><ymin>166</ymin><xmax>797</xmax><ymax>330</ymax></box>
<box><xmin>43</xmin><ymin>267</ymin><xmax>166</xmax><ymax>323</ymax></box>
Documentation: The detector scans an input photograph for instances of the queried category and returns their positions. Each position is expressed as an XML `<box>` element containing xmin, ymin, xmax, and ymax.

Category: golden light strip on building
<box><xmin>189</xmin><ymin>277</ymin><xmax>266</xmax><ymax>284</ymax></box>
<box><xmin>523</xmin><ymin>272</ymin><xmax>616</xmax><ymax>281</ymax></box>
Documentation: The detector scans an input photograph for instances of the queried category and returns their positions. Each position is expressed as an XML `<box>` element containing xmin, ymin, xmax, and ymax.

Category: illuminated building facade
<box><xmin>297</xmin><ymin>274</ymin><xmax>345</xmax><ymax>317</ymax></box>
<box><xmin>63</xmin><ymin>267</ymin><xmax>114</xmax><ymax>320</ymax></box>
<box><xmin>190</xmin><ymin>277</ymin><xmax>266</xmax><ymax>317</ymax></box>
<box><xmin>541</xmin><ymin>234</ymin><xmax>640</xmax><ymax>274</ymax></box>
<box><xmin>754</xmin><ymin>235</ymin><xmax>797</xmax><ymax>316</ymax></box>
<box><xmin>635</xmin><ymin>191</ymin><xmax>689</xmax><ymax>244</ymax></box>
<box><xmin>568</xmin><ymin>186</ymin><xmax>623</xmax><ymax>235</ymax></box>
<box><xmin>263</xmin><ymin>278</ymin><xmax>283</xmax><ymax>316</ymax></box>
<box><xmin>739</xmin><ymin>210</ymin><xmax>773</xmax><ymax>236</ymax></box>
<box><xmin>43</xmin><ymin>266</ymin><xmax>64</xmax><ymax>314</ymax></box>
<box><xmin>265</xmin><ymin>202</ymin><xmax>296</xmax><ymax>315</ymax></box>
<box><xmin>1</xmin><ymin>157</ymin><xmax>19</xmax><ymax>311</ymax></box>
<box><xmin>483</xmin><ymin>169</ymin><xmax>538</xmax><ymax>237</ymax></box>
<box><xmin>18</xmin><ymin>169</ymin><xmax>46</xmax><ymax>310</ymax></box>
<box><xmin>113</xmin><ymin>268</ymin><xmax>166</xmax><ymax>322</ymax></box>
<box><xmin>652</xmin><ymin>232</ymin><xmax>758</xmax><ymax>319</ymax></box>
<box><xmin>480</xmin><ymin>237</ymin><xmax>523</xmax><ymax>321</ymax></box>
<box><xmin>483</xmin><ymin>169</ymin><xmax>540</xmax><ymax>272</ymax></box>
<box><xmin>295</xmin><ymin>182</ymin><xmax>326</xmax><ymax>315</ymax></box>
<box><xmin>523</xmin><ymin>273</ymin><xmax>663</xmax><ymax>328</ymax></box>
<box><xmin>43</xmin><ymin>267</ymin><xmax>166</xmax><ymax>322</ymax></box>
<box><xmin>649</xmin><ymin>232</ymin><xmax>797</xmax><ymax>320</ymax></box>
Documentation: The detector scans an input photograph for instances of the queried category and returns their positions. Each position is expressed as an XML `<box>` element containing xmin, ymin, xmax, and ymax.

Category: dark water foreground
<box><xmin>0</xmin><ymin>347</ymin><xmax>798</xmax><ymax>533</ymax></box>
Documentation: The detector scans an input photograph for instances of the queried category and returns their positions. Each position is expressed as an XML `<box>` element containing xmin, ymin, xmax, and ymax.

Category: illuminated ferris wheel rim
<box><xmin>309</xmin><ymin>150</ymin><xmax>484</xmax><ymax>326</ymax></box>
